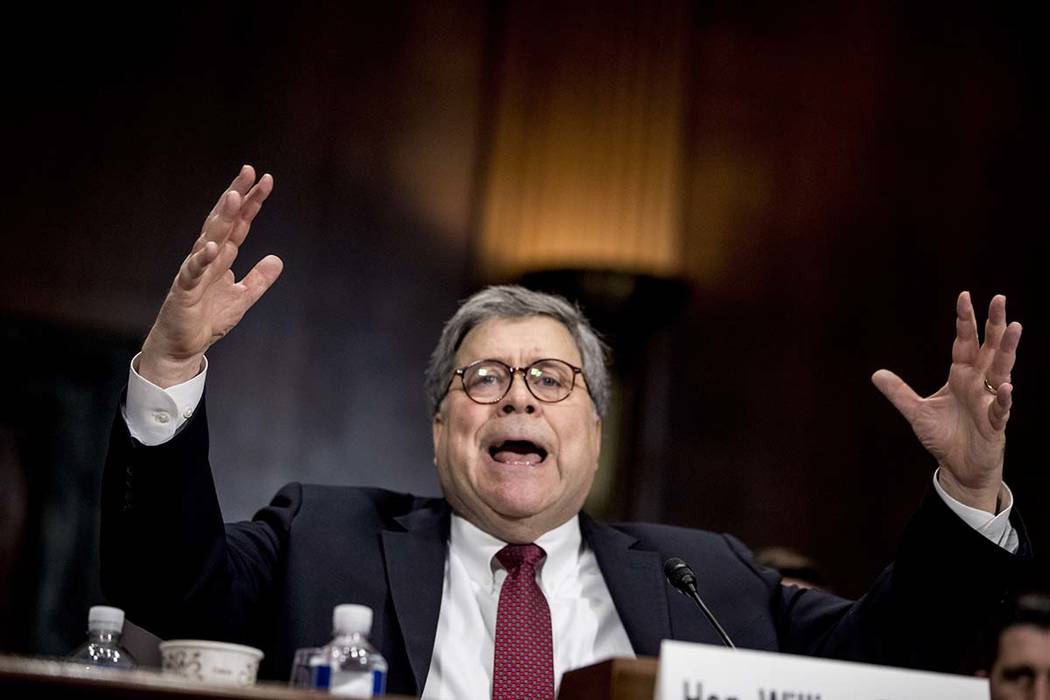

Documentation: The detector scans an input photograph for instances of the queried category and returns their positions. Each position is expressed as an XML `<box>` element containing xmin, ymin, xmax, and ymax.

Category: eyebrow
<box><xmin>462</xmin><ymin>356</ymin><xmax>578</xmax><ymax>367</ymax></box>
<box><xmin>998</xmin><ymin>664</ymin><xmax>1039</xmax><ymax>679</ymax></box>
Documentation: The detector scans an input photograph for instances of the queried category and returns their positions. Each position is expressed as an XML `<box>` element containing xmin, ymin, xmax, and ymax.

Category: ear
<box><xmin>431</xmin><ymin>411</ymin><xmax>445</xmax><ymax>466</ymax></box>
<box><xmin>591</xmin><ymin>416</ymin><xmax>603</xmax><ymax>471</ymax></box>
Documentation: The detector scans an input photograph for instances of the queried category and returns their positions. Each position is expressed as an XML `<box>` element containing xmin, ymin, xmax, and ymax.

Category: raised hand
<box><xmin>138</xmin><ymin>165</ymin><xmax>283</xmax><ymax>388</ymax></box>
<box><xmin>871</xmin><ymin>292</ymin><xmax>1022</xmax><ymax>513</ymax></box>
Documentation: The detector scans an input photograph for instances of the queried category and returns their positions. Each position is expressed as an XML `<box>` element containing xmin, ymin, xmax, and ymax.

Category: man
<box><xmin>984</xmin><ymin>594</ymin><xmax>1050</xmax><ymax>700</ymax></box>
<box><xmin>101</xmin><ymin>166</ymin><xmax>1030</xmax><ymax>697</ymax></box>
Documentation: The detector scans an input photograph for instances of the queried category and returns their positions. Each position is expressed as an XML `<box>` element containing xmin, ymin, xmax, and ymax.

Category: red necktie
<box><xmin>492</xmin><ymin>543</ymin><xmax>554</xmax><ymax>700</ymax></box>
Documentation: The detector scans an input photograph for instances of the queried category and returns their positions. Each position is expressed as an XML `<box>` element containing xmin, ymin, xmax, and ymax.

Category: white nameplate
<box><xmin>655</xmin><ymin>640</ymin><xmax>989</xmax><ymax>700</ymax></box>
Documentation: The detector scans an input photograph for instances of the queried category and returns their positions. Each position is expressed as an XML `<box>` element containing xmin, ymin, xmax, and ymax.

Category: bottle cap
<box><xmin>88</xmin><ymin>606</ymin><xmax>125</xmax><ymax>633</ymax></box>
<box><xmin>332</xmin><ymin>604</ymin><xmax>372</xmax><ymax>635</ymax></box>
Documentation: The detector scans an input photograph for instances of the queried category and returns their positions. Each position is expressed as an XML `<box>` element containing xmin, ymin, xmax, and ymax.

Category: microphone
<box><xmin>663</xmin><ymin>557</ymin><xmax>736</xmax><ymax>648</ymax></box>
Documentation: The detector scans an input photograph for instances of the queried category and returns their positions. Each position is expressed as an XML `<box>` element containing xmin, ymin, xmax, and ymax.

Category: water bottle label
<box><xmin>372</xmin><ymin>668</ymin><xmax>387</xmax><ymax>695</ymax></box>
<box><xmin>311</xmin><ymin>664</ymin><xmax>331</xmax><ymax>690</ymax></box>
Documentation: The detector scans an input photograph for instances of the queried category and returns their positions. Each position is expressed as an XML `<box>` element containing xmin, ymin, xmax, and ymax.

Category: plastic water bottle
<box><xmin>69</xmin><ymin>606</ymin><xmax>136</xmax><ymax>670</ymax></box>
<box><xmin>323</xmin><ymin>604</ymin><xmax>387</xmax><ymax>696</ymax></box>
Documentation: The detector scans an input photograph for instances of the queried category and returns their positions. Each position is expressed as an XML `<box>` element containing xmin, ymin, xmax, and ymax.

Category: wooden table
<box><xmin>1</xmin><ymin>654</ymin><xmax>656</xmax><ymax>699</ymax></box>
<box><xmin>0</xmin><ymin>655</ymin><xmax>414</xmax><ymax>699</ymax></box>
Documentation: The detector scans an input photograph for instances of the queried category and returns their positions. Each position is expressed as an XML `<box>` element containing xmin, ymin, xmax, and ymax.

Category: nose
<box><xmin>1035</xmin><ymin>674</ymin><xmax>1050</xmax><ymax>700</ymax></box>
<box><xmin>499</xmin><ymin>369</ymin><xmax>538</xmax><ymax>415</ymax></box>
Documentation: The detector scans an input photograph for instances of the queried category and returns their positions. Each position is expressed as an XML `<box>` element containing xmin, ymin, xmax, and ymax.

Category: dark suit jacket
<box><xmin>100</xmin><ymin>399</ymin><xmax>1031</xmax><ymax>695</ymax></box>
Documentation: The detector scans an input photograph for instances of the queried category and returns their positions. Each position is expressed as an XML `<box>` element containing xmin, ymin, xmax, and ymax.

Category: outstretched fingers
<box><xmin>242</xmin><ymin>173</ymin><xmax>273</xmax><ymax>223</ymax></box>
<box><xmin>986</xmin><ymin>321</ymin><xmax>1022</xmax><ymax>386</ymax></box>
<box><xmin>976</xmin><ymin>295</ymin><xmax>1008</xmax><ymax>370</ymax></box>
<box><xmin>174</xmin><ymin>196</ymin><xmax>246</xmax><ymax>297</ymax></box>
<box><xmin>951</xmin><ymin>291</ymin><xmax>979</xmax><ymax>366</ymax></box>
<box><xmin>205</xmin><ymin>165</ymin><xmax>256</xmax><ymax>220</ymax></box>
<box><xmin>871</xmin><ymin>369</ymin><xmax>923</xmax><ymax>423</ymax></box>
<box><xmin>227</xmin><ymin>173</ymin><xmax>274</xmax><ymax>247</ymax></box>
<box><xmin>191</xmin><ymin>188</ymin><xmax>243</xmax><ymax>256</ymax></box>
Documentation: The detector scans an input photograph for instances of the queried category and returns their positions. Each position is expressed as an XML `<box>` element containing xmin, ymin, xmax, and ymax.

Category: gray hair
<box><xmin>425</xmin><ymin>285</ymin><xmax>611</xmax><ymax>418</ymax></box>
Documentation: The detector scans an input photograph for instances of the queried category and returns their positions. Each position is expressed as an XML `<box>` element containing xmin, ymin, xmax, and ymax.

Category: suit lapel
<box><xmin>382</xmin><ymin>502</ymin><xmax>450</xmax><ymax>694</ymax></box>
<box><xmin>581</xmin><ymin>513</ymin><xmax>672</xmax><ymax>656</ymax></box>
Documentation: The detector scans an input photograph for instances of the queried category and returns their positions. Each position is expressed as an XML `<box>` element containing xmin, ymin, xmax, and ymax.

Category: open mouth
<box><xmin>488</xmin><ymin>440</ymin><xmax>548</xmax><ymax>464</ymax></box>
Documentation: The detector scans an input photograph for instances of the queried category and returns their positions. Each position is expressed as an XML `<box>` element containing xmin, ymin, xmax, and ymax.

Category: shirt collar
<box><xmin>449</xmin><ymin>514</ymin><xmax>583</xmax><ymax>596</ymax></box>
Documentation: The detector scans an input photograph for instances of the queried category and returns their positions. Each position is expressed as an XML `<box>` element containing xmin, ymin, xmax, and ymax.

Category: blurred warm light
<box><xmin>477</xmin><ymin>2</ymin><xmax>690</xmax><ymax>280</ymax></box>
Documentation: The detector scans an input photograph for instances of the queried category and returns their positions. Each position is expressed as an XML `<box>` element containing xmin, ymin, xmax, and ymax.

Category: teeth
<box><xmin>488</xmin><ymin>440</ymin><xmax>547</xmax><ymax>461</ymax></box>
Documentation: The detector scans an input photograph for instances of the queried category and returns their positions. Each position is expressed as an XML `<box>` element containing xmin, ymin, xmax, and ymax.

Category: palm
<box><xmin>907</xmin><ymin>367</ymin><xmax>1000</xmax><ymax>484</ymax></box>
<box><xmin>872</xmin><ymin>292</ymin><xmax>1021</xmax><ymax>510</ymax></box>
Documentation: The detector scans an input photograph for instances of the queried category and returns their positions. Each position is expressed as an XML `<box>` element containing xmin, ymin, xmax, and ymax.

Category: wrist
<box><xmin>136</xmin><ymin>348</ymin><xmax>204</xmax><ymax>389</ymax></box>
<box><xmin>936</xmin><ymin>466</ymin><xmax>1003</xmax><ymax>514</ymax></box>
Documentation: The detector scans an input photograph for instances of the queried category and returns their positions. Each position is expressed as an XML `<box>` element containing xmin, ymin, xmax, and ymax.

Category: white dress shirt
<box><xmin>121</xmin><ymin>355</ymin><xmax>1021</xmax><ymax>696</ymax></box>
<box><xmin>421</xmin><ymin>514</ymin><xmax>634</xmax><ymax>699</ymax></box>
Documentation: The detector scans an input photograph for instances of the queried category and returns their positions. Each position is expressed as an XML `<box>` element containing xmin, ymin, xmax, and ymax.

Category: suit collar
<box><xmin>580</xmin><ymin>513</ymin><xmax>673</xmax><ymax>656</ymax></box>
<box><xmin>383</xmin><ymin>500</ymin><xmax>451</xmax><ymax>694</ymax></box>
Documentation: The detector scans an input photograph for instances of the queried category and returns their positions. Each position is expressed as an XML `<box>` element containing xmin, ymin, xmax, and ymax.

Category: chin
<box><xmin>482</xmin><ymin>488</ymin><xmax>554</xmax><ymax>522</ymax></box>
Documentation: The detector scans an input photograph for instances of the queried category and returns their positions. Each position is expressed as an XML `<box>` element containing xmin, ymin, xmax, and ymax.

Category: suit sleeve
<box><xmin>99</xmin><ymin>394</ymin><xmax>302</xmax><ymax>647</ymax></box>
<box><xmin>728</xmin><ymin>489</ymin><xmax>1033</xmax><ymax>673</ymax></box>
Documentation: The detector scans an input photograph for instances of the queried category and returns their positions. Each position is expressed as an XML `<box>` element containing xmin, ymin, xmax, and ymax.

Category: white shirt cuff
<box><xmin>121</xmin><ymin>353</ymin><xmax>208</xmax><ymax>446</ymax></box>
<box><xmin>932</xmin><ymin>468</ymin><xmax>1019</xmax><ymax>553</ymax></box>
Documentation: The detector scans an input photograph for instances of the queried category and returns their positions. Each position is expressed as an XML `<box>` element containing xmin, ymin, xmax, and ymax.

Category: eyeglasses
<box><xmin>448</xmin><ymin>358</ymin><xmax>585</xmax><ymax>405</ymax></box>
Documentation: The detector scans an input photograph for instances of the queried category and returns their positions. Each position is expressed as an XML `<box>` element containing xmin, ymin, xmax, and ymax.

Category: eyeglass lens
<box><xmin>462</xmin><ymin>360</ymin><xmax>576</xmax><ymax>403</ymax></box>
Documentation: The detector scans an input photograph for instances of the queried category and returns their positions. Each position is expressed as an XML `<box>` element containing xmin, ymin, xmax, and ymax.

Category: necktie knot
<box><xmin>496</xmin><ymin>543</ymin><xmax>545</xmax><ymax>573</ymax></box>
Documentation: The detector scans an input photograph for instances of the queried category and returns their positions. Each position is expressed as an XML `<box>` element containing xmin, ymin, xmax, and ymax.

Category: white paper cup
<box><xmin>159</xmin><ymin>640</ymin><xmax>264</xmax><ymax>686</ymax></box>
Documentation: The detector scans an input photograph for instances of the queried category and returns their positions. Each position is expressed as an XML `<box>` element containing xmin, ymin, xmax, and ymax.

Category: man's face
<box><xmin>432</xmin><ymin>316</ymin><xmax>602</xmax><ymax>543</ymax></box>
<box><xmin>991</xmin><ymin>625</ymin><xmax>1050</xmax><ymax>700</ymax></box>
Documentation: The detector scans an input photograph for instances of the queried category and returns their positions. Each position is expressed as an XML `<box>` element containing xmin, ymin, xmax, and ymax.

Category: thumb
<box><xmin>871</xmin><ymin>369</ymin><xmax>922</xmax><ymax>423</ymax></box>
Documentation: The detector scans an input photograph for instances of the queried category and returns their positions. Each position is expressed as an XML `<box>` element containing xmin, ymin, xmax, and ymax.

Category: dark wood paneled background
<box><xmin>1</xmin><ymin>1</ymin><xmax>1044</xmax><ymax>656</ymax></box>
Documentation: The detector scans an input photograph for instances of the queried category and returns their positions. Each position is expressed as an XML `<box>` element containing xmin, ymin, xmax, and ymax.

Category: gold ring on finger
<box><xmin>983</xmin><ymin>378</ymin><xmax>998</xmax><ymax>395</ymax></box>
